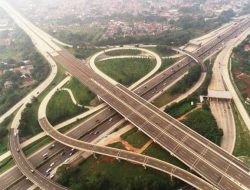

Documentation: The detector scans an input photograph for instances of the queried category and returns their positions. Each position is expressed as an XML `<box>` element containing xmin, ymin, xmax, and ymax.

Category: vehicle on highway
<box><xmin>49</xmin><ymin>144</ymin><xmax>55</xmax><ymax>150</ymax></box>
<box><xmin>46</xmin><ymin>168</ymin><xmax>52</xmax><ymax>174</ymax></box>
<box><xmin>49</xmin><ymin>174</ymin><xmax>55</xmax><ymax>179</ymax></box>
<box><xmin>50</xmin><ymin>162</ymin><xmax>55</xmax><ymax>167</ymax></box>
<box><xmin>61</xmin><ymin>151</ymin><xmax>65</xmax><ymax>156</ymax></box>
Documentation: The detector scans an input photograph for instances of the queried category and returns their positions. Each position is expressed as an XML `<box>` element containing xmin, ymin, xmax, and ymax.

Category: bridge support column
<box><xmin>97</xmin><ymin>96</ymin><xmax>101</xmax><ymax>101</ymax></box>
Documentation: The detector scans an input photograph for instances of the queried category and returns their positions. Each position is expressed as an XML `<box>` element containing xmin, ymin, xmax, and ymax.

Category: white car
<box><xmin>50</xmin><ymin>174</ymin><xmax>55</xmax><ymax>179</ymax></box>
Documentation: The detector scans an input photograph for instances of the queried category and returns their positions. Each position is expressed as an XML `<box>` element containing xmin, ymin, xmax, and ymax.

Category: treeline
<box><xmin>57</xmin><ymin>164</ymin><xmax>183</xmax><ymax>190</ymax></box>
<box><xmin>169</xmin><ymin>65</ymin><xmax>202</xmax><ymax>95</ymax></box>
<box><xmin>183</xmin><ymin>108</ymin><xmax>223</xmax><ymax>145</ymax></box>
<box><xmin>96</xmin><ymin>29</ymin><xmax>194</xmax><ymax>47</ymax></box>
<box><xmin>0</xmin><ymin>27</ymin><xmax>50</xmax><ymax>115</ymax></box>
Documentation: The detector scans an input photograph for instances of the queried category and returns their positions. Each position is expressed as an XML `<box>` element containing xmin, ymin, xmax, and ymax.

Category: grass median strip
<box><xmin>96</xmin><ymin>58</ymin><xmax>156</xmax><ymax>86</ymax></box>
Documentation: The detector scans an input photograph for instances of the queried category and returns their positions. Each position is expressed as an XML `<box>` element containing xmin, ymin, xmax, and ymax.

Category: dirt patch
<box><xmin>101</xmin><ymin>156</ymin><xmax>116</xmax><ymax>162</ymax></box>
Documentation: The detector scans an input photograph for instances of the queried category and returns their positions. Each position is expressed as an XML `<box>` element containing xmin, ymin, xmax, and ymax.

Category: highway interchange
<box><xmin>1</xmin><ymin>1</ymin><xmax>250</xmax><ymax>190</ymax></box>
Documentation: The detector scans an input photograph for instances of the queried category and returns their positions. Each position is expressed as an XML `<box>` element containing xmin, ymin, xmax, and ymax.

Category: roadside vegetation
<box><xmin>47</xmin><ymin>77</ymin><xmax>96</xmax><ymax>125</ymax></box>
<box><xmin>169</xmin><ymin>65</ymin><xmax>201</xmax><ymax>95</ymax></box>
<box><xmin>164</xmin><ymin>99</ymin><xmax>196</xmax><ymax>118</ymax></box>
<box><xmin>153</xmin><ymin>64</ymin><xmax>202</xmax><ymax>107</ymax></box>
<box><xmin>158</xmin><ymin>58</ymin><xmax>177</xmax><ymax>72</ymax></box>
<box><xmin>233</xmin><ymin>105</ymin><xmax>250</xmax><ymax>165</ymax></box>
<box><xmin>64</xmin><ymin>78</ymin><xmax>96</xmax><ymax>106</ymax></box>
<box><xmin>231</xmin><ymin>35</ymin><xmax>250</xmax><ymax>114</ymax></box>
<box><xmin>0</xmin><ymin>156</ymin><xmax>14</xmax><ymax>174</ymax></box>
<box><xmin>57</xmin><ymin>143</ymin><xmax>185</xmax><ymax>190</ymax></box>
<box><xmin>96</xmin><ymin>58</ymin><xmax>156</xmax><ymax>86</ymax></box>
<box><xmin>145</xmin><ymin>45</ymin><xmax>176</xmax><ymax>57</ymax></box>
<box><xmin>121</xmin><ymin>128</ymin><xmax>150</xmax><ymax>149</ymax></box>
<box><xmin>47</xmin><ymin>91</ymin><xmax>87</xmax><ymax>125</ymax></box>
<box><xmin>19</xmin><ymin>65</ymin><xmax>66</xmax><ymax>141</ymax></box>
<box><xmin>72</xmin><ymin>46</ymin><xmax>105</xmax><ymax>60</ymax></box>
<box><xmin>182</xmin><ymin>107</ymin><xmax>223</xmax><ymax>145</ymax></box>
<box><xmin>0</xmin><ymin>115</ymin><xmax>13</xmax><ymax>155</ymax></box>
<box><xmin>0</xmin><ymin>27</ymin><xmax>50</xmax><ymax>116</ymax></box>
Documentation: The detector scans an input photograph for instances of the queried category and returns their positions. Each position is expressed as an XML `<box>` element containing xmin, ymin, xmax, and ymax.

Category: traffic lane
<box><xmin>40</xmin><ymin>118</ymin><xmax>215</xmax><ymax>190</ymax></box>
<box><xmin>94</xmin><ymin>96</ymin><xmax>231</xmax><ymax>189</ymax></box>
<box><xmin>6</xmin><ymin>17</ymin><xmax>250</xmax><ymax>189</ymax></box>
<box><xmin>8</xmin><ymin>178</ymin><xmax>33</xmax><ymax>190</ymax></box>
<box><xmin>116</xmin><ymin>83</ymin><xmax>250</xmax><ymax>187</ymax></box>
<box><xmin>119</xmin><ymin>81</ymin><xmax>250</xmax><ymax>174</ymax></box>
<box><xmin>0</xmin><ymin>167</ymin><xmax>23</xmax><ymax>190</ymax></box>
<box><xmin>9</xmin><ymin>129</ymin><xmax>67</xmax><ymax>190</ymax></box>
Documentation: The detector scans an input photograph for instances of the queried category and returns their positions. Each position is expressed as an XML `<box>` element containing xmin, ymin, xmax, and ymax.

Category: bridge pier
<box><xmin>93</xmin><ymin>153</ymin><xmax>97</xmax><ymax>159</ymax></box>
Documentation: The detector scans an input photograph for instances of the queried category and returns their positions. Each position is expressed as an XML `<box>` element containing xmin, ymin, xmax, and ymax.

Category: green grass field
<box><xmin>121</xmin><ymin>128</ymin><xmax>150</xmax><ymax>149</ymax></box>
<box><xmin>47</xmin><ymin>90</ymin><xmax>87</xmax><ymax>125</ymax></box>
<box><xmin>96</xmin><ymin>58</ymin><xmax>156</xmax><ymax>86</ymax></box>
<box><xmin>105</xmin><ymin>49</ymin><xmax>141</xmax><ymax>56</ymax></box>
<box><xmin>152</xmin><ymin>91</ymin><xmax>178</xmax><ymax>108</ymax></box>
<box><xmin>158</xmin><ymin>58</ymin><xmax>177</xmax><ymax>72</ymax></box>
<box><xmin>233</xmin><ymin>105</ymin><xmax>250</xmax><ymax>158</ymax></box>
<box><xmin>144</xmin><ymin>46</ymin><xmax>176</xmax><ymax>57</ymax></box>
<box><xmin>64</xmin><ymin>78</ymin><xmax>96</xmax><ymax>106</ymax></box>
<box><xmin>164</xmin><ymin>100</ymin><xmax>196</xmax><ymax>118</ymax></box>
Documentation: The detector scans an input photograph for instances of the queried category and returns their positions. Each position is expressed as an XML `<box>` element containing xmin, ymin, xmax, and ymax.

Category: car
<box><xmin>94</xmin><ymin>131</ymin><xmax>99</xmax><ymax>135</ymax></box>
<box><xmin>50</xmin><ymin>162</ymin><xmax>55</xmax><ymax>167</ymax></box>
<box><xmin>49</xmin><ymin>144</ymin><xmax>55</xmax><ymax>150</ymax></box>
<box><xmin>61</xmin><ymin>152</ymin><xmax>65</xmax><ymax>156</ymax></box>
<box><xmin>69</xmin><ymin>152</ymin><xmax>74</xmax><ymax>156</ymax></box>
<box><xmin>109</xmin><ymin>118</ymin><xmax>113</xmax><ymax>122</ymax></box>
<box><xmin>17</xmin><ymin>148</ymin><xmax>20</xmax><ymax>152</ymax></box>
<box><xmin>50</xmin><ymin>174</ymin><xmax>55</xmax><ymax>179</ymax></box>
<box><xmin>42</xmin><ymin>153</ymin><xmax>48</xmax><ymax>158</ymax></box>
<box><xmin>46</xmin><ymin>168</ymin><xmax>52</xmax><ymax>174</ymax></box>
<box><xmin>31</xmin><ymin>170</ymin><xmax>34</xmax><ymax>173</ymax></box>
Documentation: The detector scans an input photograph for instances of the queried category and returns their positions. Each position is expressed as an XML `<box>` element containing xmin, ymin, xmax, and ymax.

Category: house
<box><xmin>11</xmin><ymin>65</ymin><xmax>34</xmax><ymax>75</ymax></box>
<box><xmin>244</xmin><ymin>44</ymin><xmax>250</xmax><ymax>51</ymax></box>
<box><xmin>19</xmin><ymin>77</ymin><xmax>37</xmax><ymax>88</ymax></box>
<box><xmin>4</xmin><ymin>80</ymin><xmax>13</xmax><ymax>89</ymax></box>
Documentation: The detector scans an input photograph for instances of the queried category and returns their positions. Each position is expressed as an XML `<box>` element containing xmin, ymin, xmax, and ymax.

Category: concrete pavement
<box><xmin>221</xmin><ymin>28</ymin><xmax>250</xmax><ymax>130</ymax></box>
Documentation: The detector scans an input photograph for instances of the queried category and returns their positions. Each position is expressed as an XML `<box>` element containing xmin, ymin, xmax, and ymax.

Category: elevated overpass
<box><xmin>2</xmin><ymin>0</ymin><xmax>250</xmax><ymax>189</ymax></box>
<box><xmin>172</xmin><ymin>47</ymin><xmax>206</xmax><ymax>71</ymax></box>
<box><xmin>39</xmin><ymin>118</ymin><xmax>215</xmax><ymax>190</ymax></box>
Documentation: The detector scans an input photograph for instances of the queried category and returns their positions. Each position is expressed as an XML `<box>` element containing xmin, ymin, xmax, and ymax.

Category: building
<box><xmin>10</xmin><ymin>65</ymin><xmax>34</xmax><ymax>75</ymax></box>
<box><xmin>4</xmin><ymin>80</ymin><xmax>13</xmax><ymax>89</ymax></box>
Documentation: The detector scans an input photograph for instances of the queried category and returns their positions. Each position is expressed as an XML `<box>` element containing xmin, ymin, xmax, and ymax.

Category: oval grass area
<box><xmin>96</xmin><ymin>58</ymin><xmax>156</xmax><ymax>86</ymax></box>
